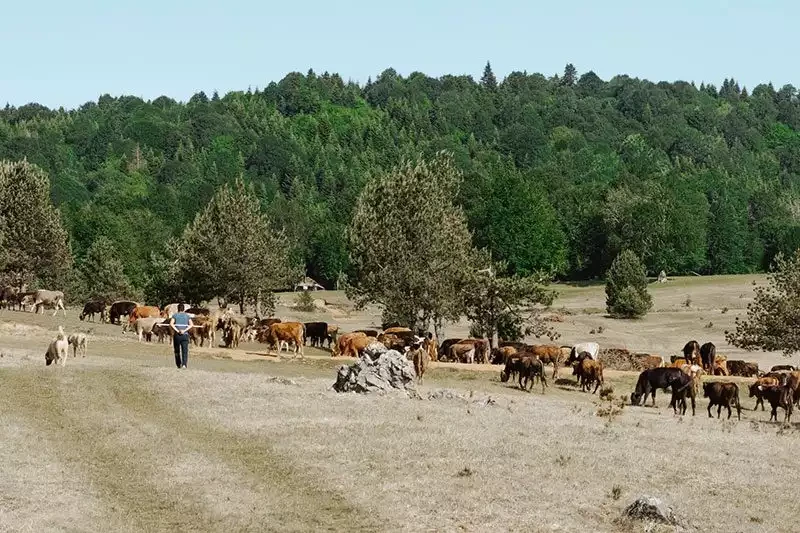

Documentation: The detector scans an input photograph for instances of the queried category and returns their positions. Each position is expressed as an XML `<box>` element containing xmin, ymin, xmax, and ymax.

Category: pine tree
<box><xmin>174</xmin><ymin>178</ymin><xmax>301</xmax><ymax>312</ymax></box>
<box><xmin>0</xmin><ymin>159</ymin><xmax>71</xmax><ymax>287</ymax></box>
<box><xmin>79</xmin><ymin>237</ymin><xmax>134</xmax><ymax>302</ymax></box>
<box><xmin>605</xmin><ymin>250</ymin><xmax>653</xmax><ymax>318</ymax></box>
<box><xmin>481</xmin><ymin>61</ymin><xmax>498</xmax><ymax>91</ymax></box>
<box><xmin>347</xmin><ymin>152</ymin><xmax>477</xmax><ymax>334</ymax></box>
<box><xmin>561</xmin><ymin>63</ymin><xmax>578</xmax><ymax>86</ymax></box>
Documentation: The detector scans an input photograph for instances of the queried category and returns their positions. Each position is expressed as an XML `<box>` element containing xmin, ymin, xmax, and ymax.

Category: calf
<box><xmin>630</xmin><ymin>367</ymin><xmax>686</xmax><ymax>407</ymax></box>
<box><xmin>759</xmin><ymin>385</ymin><xmax>794</xmax><ymax>424</ymax></box>
<box><xmin>749</xmin><ymin>376</ymin><xmax>781</xmax><ymax>411</ymax></box>
<box><xmin>67</xmin><ymin>333</ymin><xmax>87</xmax><ymax>358</ymax></box>
<box><xmin>409</xmin><ymin>337</ymin><xmax>428</xmax><ymax>383</ymax></box>
<box><xmin>133</xmin><ymin>317</ymin><xmax>165</xmax><ymax>342</ymax></box>
<box><xmin>703</xmin><ymin>382</ymin><xmax>742</xmax><ymax>420</ymax></box>
<box><xmin>668</xmin><ymin>372</ymin><xmax>697</xmax><ymax>416</ymax></box>
<box><xmin>576</xmin><ymin>356</ymin><xmax>604</xmax><ymax>394</ymax></box>
<box><xmin>79</xmin><ymin>301</ymin><xmax>106</xmax><ymax>322</ymax></box>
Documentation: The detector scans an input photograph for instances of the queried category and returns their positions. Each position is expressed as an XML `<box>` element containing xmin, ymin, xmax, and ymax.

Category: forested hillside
<box><xmin>3</xmin><ymin>63</ymin><xmax>800</xmax><ymax>290</ymax></box>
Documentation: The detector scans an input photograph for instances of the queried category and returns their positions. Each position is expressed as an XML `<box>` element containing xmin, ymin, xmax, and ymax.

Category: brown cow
<box><xmin>439</xmin><ymin>338</ymin><xmax>464</xmax><ymax>361</ymax></box>
<box><xmin>703</xmin><ymin>382</ymin><xmax>742</xmax><ymax>420</ymax></box>
<box><xmin>124</xmin><ymin>306</ymin><xmax>161</xmax><ymax>332</ymax></box>
<box><xmin>266</xmin><ymin>322</ymin><xmax>305</xmax><ymax>357</ymax></box>
<box><xmin>453</xmin><ymin>338</ymin><xmax>489</xmax><ymax>364</ymax></box>
<box><xmin>423</xmin><ymin>332</ymin><xmax>438</xmax><ymax>363</ymax></box>
<box><xmin>449</xmin><ymin>342</ymin><xmax>477</xmax><ymax>364</ymax></box>
<box><xmin>749</xmin><ymin>376</ymin><xmax>781</xmax><ymax>411</ymax></box>
<box><xmin>529</xmin><ymin>344</ymin><xmax>564</xmax><ymax>379</ymax></box>
<box><xmin>518</xmin><ymin>356</ymin><xmax>547</xmax><ymax>393</ymax></box>
<box><xmin>785</xmin><ymin>371</ymin><xmax>800</xmax><ymax>406</ymax></box>
<box><xmin>409</xmin><ymin>337</ymin><xmax>428</xmax><ymax>383</ymax></box>
<box><xmin>492</xmin><ymin>346</ymin><xmax>518</xmax><ymax>365</ymax></box>
<box><xmin>333</xmin><ymin>331</ymin><xmax>367</xmax><ymax>357</ymax></box>
<box><xmin>383</xmin><ymin>326</ymin><xmax>411</xmax><ymax>335</ymax></box>
<box><xmin>573</xmin><ymin>353</ymin><xmax>603</xmax><ymax>394</ymax></box>
<box><xmin>326</xmin><ymin>325</ymin><xmax>339</xmax><ymax>349</ymax></box>
<box><xmin>726</xmin><ymin>360</ymin><xmax>759</xmax><ymax>377</ymax></box>
<box><xmin>341</xmin><ymin>334</ymin><xmax>374</xmax><ymax>358</ymax></box>
<box><xmin>670</xmin><ymin>358</ymin><xmax>688</xmax><ymax>368</ymax></box>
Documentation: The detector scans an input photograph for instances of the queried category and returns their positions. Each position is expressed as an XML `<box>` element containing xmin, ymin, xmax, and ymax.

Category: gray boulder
<box><xmin>333</xmin><ymin>349</ymin><xmax>417</xmax><ymax>394</ymax></box>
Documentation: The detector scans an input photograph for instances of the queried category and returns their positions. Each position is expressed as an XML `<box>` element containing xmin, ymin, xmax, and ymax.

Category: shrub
<box><xmin>605</xmin><ymin>250</ymin><xmax>653</xmax><ymax>318</ymax></box>
<box><xmin>295</xmin><ymin>291</ymin><xmax>316</xmax><ymax>312</ymax></box>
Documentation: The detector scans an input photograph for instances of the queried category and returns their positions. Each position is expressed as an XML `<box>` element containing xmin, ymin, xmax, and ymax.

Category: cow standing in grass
<box><xmin>703</xmin><ymin>382</ymin><xmax>742</xmax><ymax>420</ymax></box>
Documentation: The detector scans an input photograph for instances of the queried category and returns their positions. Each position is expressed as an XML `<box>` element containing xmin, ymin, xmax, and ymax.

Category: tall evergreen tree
<box><xmin>481</xmin><ymin>61</ymin><xmax>498</xmax><ymax>91</ymax></box>
<box><xmin>561</xmin><ymin>63</ymin><xmax>578</xmax><ymax>86</ymax></box>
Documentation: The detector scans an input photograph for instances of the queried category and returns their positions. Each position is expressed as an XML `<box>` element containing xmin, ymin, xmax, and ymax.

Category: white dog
<box><xmin>45</xmin><ymin>326</ymin><xmax>69</xmax><ymax>366</ymax></box>
<box><xmin>68</xmin><ymin>333</ymin><xmax>87</xmax><ymax>358</ymax></box>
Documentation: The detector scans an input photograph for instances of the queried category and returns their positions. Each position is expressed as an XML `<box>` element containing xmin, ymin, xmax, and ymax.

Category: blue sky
<box><xmin>2</xmin><ymin>0</ymin><xmax>797</xmax><ymax>109</ymax></box>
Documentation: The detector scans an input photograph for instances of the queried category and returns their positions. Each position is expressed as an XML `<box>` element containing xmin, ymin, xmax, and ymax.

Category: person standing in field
<box><xmin>170</xmin><ymin>303</ymin><xmax>193</xmax><ymax>369</ymax></box>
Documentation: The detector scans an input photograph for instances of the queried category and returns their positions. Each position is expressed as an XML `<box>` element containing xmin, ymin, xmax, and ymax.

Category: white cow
<box><xmin>569</xmin><ymin>342</ymin><xmax>600</xmax><ymax>362</ymax></box>
<box><xmin>32</xmin><ymin>289</ymin><xmax>66</xmax><ymax>317</ymax></box>
<box><xmin>45</xmin><ymin>326</ymin><xmax>69</xmax><ymax>366</ymax></box>
<box><xmin>133</xmin><ymin>317</ymin><xmax>165</xmax><ymax>342</ymax></box>
<box><xmin>162</xmin><ymin>303</ymin><xmax>181</xmax><ymax>318</ymax></box>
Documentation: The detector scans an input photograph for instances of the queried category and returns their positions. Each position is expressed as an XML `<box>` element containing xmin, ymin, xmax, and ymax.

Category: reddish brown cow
<box><xmin>341</xmin><ymin>334</ymin><xmax>374</xmax><ymax>358</ymax></box>
<box><xmin>124</xmin><ymin>306</ymin><xmax>161</xmax><ymax>332</ymax></box>
<box><xmin>334</xmin><ymin>331</ymin><xmax>367</xmax><ymax>357</ymax></box>
<box><xmin>528</xmin><ymin>344</ymin><xmax>564</xmax><ymax>379</ymax></box>
<box><xmin>266</xmin><ymin>322</ymin><xmax>305</xmax><ymax>357</ymax></box>
<box><xmin>749</xmin><ymin>376</ymin><xmax>781</xmax><ymax>411</ymax></box>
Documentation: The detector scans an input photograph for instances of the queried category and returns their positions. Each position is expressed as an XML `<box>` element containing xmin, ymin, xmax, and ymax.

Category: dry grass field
<box><xmin>1</xmin><ymin>275</ymin><xmax>799</xmax><ymax>532</ymax></box>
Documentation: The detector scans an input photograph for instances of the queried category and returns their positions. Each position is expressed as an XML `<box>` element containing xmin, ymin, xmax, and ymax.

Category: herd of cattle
<box><xmin>5</xmin><ymin>290</ymin><xmax>799</xmax><ymax>424</ymax></box>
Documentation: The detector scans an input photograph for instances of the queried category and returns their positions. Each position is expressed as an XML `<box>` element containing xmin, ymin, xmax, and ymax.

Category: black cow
<box><xmin>108</xmin><ymin>300</ymin><xmax>137</xmax><ymax>325</ymax></box>
<box><xmin>518</xmin><ymin>357</ymin><xmax>547</xmax><ymax>393</ymax></box>
<box><xmin>760</xmin><ymin>385</ymin><xmax>794</xmax><ymax>424</ymax></box>
<box><xmin>700</xmin><ymin>342</ymin><xmax>716</xmax><ymax>372</ymax></box>
<box><xmin>771</xmin><ymin>364</ymin><xmax>796</xmax><ymax>372</ymax></box>
<box><xmin>79</xmin><ymin>301</ymin><xmax>106</xmax><ymax>322</ymax></box>
<box><xmin>630</xmin><ymin>367</ymin><xmax>687</xmax><ymax>407</ymax></box>
<box><xmin>683</xmin><ymin>340</ymin><xmax>700</xmax><ymax>362</ymax></box>
<box><xmin>304</xmin><ymin>322</ymin><xmax>328</xmax><ymax>347</ymax></box>
<box><xmin>668</xmin><ymin>372</ymin><xmax>697</xmax><ymax>415</ymax></box>
<box><xmin>703</xmin><ymin>382</ymin><xmax>743</xmax><ymax>420</ymax></box>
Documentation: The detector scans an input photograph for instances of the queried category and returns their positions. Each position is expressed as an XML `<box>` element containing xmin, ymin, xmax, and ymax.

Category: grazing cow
<box><xmin>32</xmin><ymin>290</ymin><xmax>66</xmax><ymax>317</ymax></box>
<box><xmin>700</xmin><ymin>342</ymin><xmax>716</xmax><ymax>372</ymax></box>
<box><xmin>749</xmin><ymin>376</ymin><xmax>781</xmax><ymax>411</ymax></box>
<box><xmin>668</xmin><ymin>372</ymin><xmax>697</xmax><ymax>416</ymax></box>
<box><xmin>683</xmin><ymin>340</ymin><xmax>701</xmax><ymax>365</ymax></box>
<box><xmin>45</xmin><ymin>326</ymin><xmax>69</xmax><ymax>366</ymax></box>
<box><xmin>759</xmin><ymin>385</ymin><xmax>794</xmax><ymax>424</ymax></box>
<box><xmin>266</xmin><ymin>322</ymin><xmax>305</xmax><ymax>357</ymax></box>
<box><xmin>726</xmin><ymin>360</ymin><xmax>759</xmax><ymax>377</ymax></box>
<box><xmin>423</xmin><ymin>332</ymin><xmax>438</xmax><ymax>363</ymax></box>
<box><xmin>326</xmin><ymin>325</ymin><xmax>339</xmax><ymax>349</ymax></box>
<box><xmin>449</xmin><ymin>342</ymin><xmax>477</xmax><ymax>364</ymax></box>
<box><xmin>79</xmin><ymin>301</ymin><xmax>106</xmax><ymax>322</ymax></box>
<box><xmin>304</xmin><ymin>322</ymin><xmax>329</xmax><ymax>347</ymax></box>
<box><xmin>500</xmin><ymin>356</ymin><xmax>523</xmax><ymax>384</ymax></box>
<box><xmin>353</xmin><ymin>329</ymin><xmax>379</xmax><ymax>338</ymax></box>
<box><xmin>124</xmin><ymin>306</ymin><xmax>161</xmax><ymax>332</ymax></box>
<box><xmin>439</xmin><ymin>338</ymin><xmax>464</xmax><ymax>361</ymax></box>
<box><xmin>703</xmin><ymin>382</ymin><xmax>742</xmax><ymax>420</ymax></box>
<box><xmin>568</xmin><ymin>342</ymin><xmax>600</xmax><ymax>363</ymax></box>
<box><xmin>634</xmin><ymin>354</ymin><xmax>664</xmax><ymax>369</ymax></box>
<box><xmin>771</xmin><ymin>364</ymin><xmax>796</xmax><ymax>372</ymax></box>
<box><xmin>573</xmin><ymin>352</ymin><xmax>604</xmax><ymax>394</ymax></box>
<box><xmin>532</xmin><ymin>344</ymin><xmax>566</xmax><ymax>379</ymax></box>
<box><xmin>518</xmin><ymin>357</ymin><xmax>547</xmax><ymax>393</ymax></box>
<box><xmin>630</xmin><ymin>367</ymin><xmax>687</xmax><ymax>406</ymax></box>
<box><xmin>491</xmin><ymin>346</ymin><xmax>518</xmax><ymax>365</ymax></box>
<box><xmin>456</xmin><ymin>338</ymin><xmax>490</xmax><ymax>364</ymax></box>
<box><xmin>133</xmin><ymin>317</ymin><xmax>165</xmax><ymax>342</ymax></box>
<box><xmin>109</xmin><ymin>300</ymin><xmax>138</xmax><ymax>325</ymax></box>
<box><xmin>409</xmin><ymin>336</ymin><xmax>428</xmax><ymax>383</ymax></box>
<box><xmin>67</xmin><ymin>333</ymin><xmax>87</xmax><ymax>358</ymax></box>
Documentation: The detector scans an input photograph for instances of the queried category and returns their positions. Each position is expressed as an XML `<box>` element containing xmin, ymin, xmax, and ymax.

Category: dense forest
<box><xmin>3</xmin><ymin>63</ymin><xmax>800</xmax><ymax>292</ymax></box>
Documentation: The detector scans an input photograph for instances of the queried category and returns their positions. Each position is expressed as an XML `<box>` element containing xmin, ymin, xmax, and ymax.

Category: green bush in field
<box><xmin>605</xmin><ymin>250</ymin><xmax>652</xmax><ymax>318</ymax></box>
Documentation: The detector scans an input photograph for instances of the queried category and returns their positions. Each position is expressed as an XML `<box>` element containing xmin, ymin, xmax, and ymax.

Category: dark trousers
<box><xmin>173</xmin><ymin>333</ymin><xmax>189</xmax><ymax>368</ymax></box>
